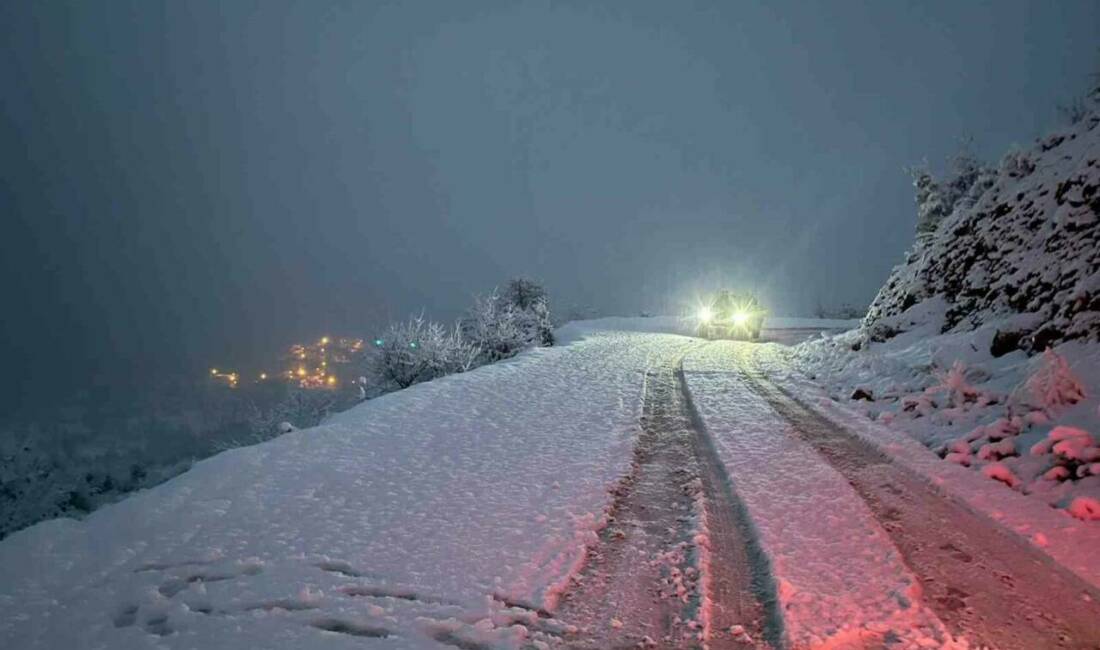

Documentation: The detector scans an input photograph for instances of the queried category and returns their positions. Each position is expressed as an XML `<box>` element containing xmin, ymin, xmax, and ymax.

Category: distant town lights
<box><xmin>209</xmin><ymin>334</ymin><xmax>364</xmax><ymax>391</ymax></box>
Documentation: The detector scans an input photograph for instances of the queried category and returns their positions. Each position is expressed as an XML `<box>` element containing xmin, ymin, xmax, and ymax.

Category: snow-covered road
<box><xmin>687</xmin><ymin>341</ymin><xmax>1100</xmax><ymax>648</ymax></box>
<box><xmin>555</xmin><ymin>346</ymin><xmax>774</xmax><ymax>649</ymax></box>
<box><xmin>2</xmin><ymin>319</ymin><xmax>1099</xmax><ymax>649</ymax></box>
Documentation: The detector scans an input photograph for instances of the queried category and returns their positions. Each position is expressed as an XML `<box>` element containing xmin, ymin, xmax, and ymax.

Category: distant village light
<box><xmin>210</xmin><ymin>335</ymin><xmax>364</xmax><ymax>391</ymax></box>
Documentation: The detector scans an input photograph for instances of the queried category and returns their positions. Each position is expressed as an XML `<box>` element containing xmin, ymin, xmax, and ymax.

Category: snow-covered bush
<box><xmin>1021</xmin><ymin>349</ymin><xmax>1086</xmax><ymax>413</ymax></box>
<box><xmin>502</xmin><ymin>277</ymin><xmax>555</xmax><ymax>346</ymax></box>
<box><xmin>367</xmin><ymin>316</ymin><xmax>481</xmax><ymax>390</ymax></box>
<box><xmin>927</xmin><ymin>361</ymin><xmax>981</xmax><ymax>409</ymax></box>
<box><xmin>909</xmin><ymin>149</ymin><xmax>996</xmax><ymax>236</ymax></box>
<box><xmin>464</xmin><ymin>291</ymin><xmax>530</xmax><ymax>363</ymax></box>
<box><xmin>464</xmin><ymin>279</ymin><xmax>555</xmax><ymax>363</ymax></box>
<box><xmin>502</xmin><ymin>277</ymin><xmax>548</xmax><ymax>312</ymax></box>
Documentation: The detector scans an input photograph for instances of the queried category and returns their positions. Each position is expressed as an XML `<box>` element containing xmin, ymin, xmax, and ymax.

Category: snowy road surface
<box><xmin>2</xmin><ymin>319</ymin><xmax>1099</xmax><ymax>649</ymax></box>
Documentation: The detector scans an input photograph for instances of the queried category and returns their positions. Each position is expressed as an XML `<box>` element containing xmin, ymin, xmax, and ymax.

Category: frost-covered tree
<box><xmin>464</xmin><ymin>279</ymin><xmax>554</xmax><ymax>361</ymax></box>
<box><xmin>502</xmin><ymin>277</ymin><xmax>548</xmax><ymax>311</ymax></box>
<box><xmin>464</xmin><ymin>291</ymin><xmax>529</xmax><ymax>363</ymax></box>
<box><xmin>367</xmin><ymin>316</ymin><xmax>480</xmax><ymax>390</ymax></box>
<box><xmin>943</xmin><ymin>150</ymin><xmax>995</xmax><ymax>213</ymax></box>
<box><xmin>910</xmin><ymin>167</ymin><xmax>951</xmax><ymax>236</ymax></box>
<box><xmin>910</xmin><ymin>148</ymin><xmax>994</xmax><ymax>235</ymax></box>
<box><xmin>501</xmin><ymin>277</ymin><xmax>554</xmax><ymax>346</ymax></box>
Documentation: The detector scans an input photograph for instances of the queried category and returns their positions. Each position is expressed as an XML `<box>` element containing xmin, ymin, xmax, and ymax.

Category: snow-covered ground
<box><xmin>4</xmin><ymin>317</ymin><xmax>1096</xmax><ymax>649</ymax></box>
<box><xmin>790</xmin><ymin>302</ymin><xmax>1100</xmax><ymax>524</ymax></box>
<box><xmin>0</xmin><ymin>326</ymin><xmax>694</xmax><ymax>649</ymax></box>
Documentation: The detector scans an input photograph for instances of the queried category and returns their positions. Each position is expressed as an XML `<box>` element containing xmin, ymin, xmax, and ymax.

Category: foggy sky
<box><xmin>2</xmin><ymin>0</ymin><xmax>1098</xmax><ymax>415</ymax></box>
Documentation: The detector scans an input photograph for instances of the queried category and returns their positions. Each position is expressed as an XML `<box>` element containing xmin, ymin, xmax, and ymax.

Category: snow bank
<box><xmin>0</xmin><ymin>330</ymin><xmax>695</xmax><ymax>649</ymax></box>
<box><xmin>762</xmin><ymin>343</ymin><xmax>1100</xmax><ymax>591</ymax></box>
<box><xmin>791</xmin><ymin>300</ymin><xmax>1100</xmax><ymax>525</ymax></box>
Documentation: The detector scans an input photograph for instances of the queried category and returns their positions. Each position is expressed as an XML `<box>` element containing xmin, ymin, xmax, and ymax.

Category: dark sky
<box><xmin>2</xmin><ymin>0</ymin><xmax>1097</xmax><ymax>414</ymax></box>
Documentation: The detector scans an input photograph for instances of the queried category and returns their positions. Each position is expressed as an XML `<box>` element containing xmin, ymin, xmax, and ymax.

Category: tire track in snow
<box><xmin>738</xmin><ymin>349</ymin><xmax>1100</xmax><ymax>650</ymax></box>
<box><xmin>677</xmin><ymin>360</ymin><xmax>785</xmax><ymax>649</ymax></box>
<box><xmin>556</xmin><ymin>349</ymin><xmax>779</xmax><ymax>649</ymax></box>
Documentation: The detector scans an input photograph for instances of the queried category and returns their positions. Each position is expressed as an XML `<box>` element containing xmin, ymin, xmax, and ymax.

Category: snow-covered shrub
<box><xmin>909</xmin><ymin>150</ymin><xmax>996</xmax><ymax>236</ymax></box>
<box><xmin>368</xmin><ymin>316</ymin><xmax>480</xmax><ymax>390</ymax></box>
<box><xmin>502</xmin><ymin>277</ymin><xmax>555</xmax><ymax>346</ymax></box>
<box><xmin>463</xmin><ymin>280</ymin><xmax>554</xmax><ymax>364</ymax></box>
<box><xmin>910</xmin><ymin>167</ymin><xmax>951</xmax><ymax>236</ymax></box>
<box><xmin>1067</xmin><ymin>496</ymin><xmax>1100</xmax><ymax>521</ymax></box>
<box><xmin>513</xmin><ymin>299</ymin><xmax>555</xmax><ymax>347</ymax></box>
<box><xmin>1022</xmin><ymin>349</ymin><xmax>1086</xmax><ymax>413</ymax></box>
<box><xmin>464</xmin><ymin>291</ymin><xmax>529</xmax><ymax>363</ymax></box>
<box><xmin>502</xmin><ymin>277</ymin><xmax>548</xmax><ymax>312</ymax></box>
<box><xmin>927</xmin><ymin>361</ymin><xmax>981</xmax><ymax>408</ymax></box>
<box><xmin>1030</xmin><ymin>426</ymin><xmax>1100</xmax><ymax>482</ymax></box>
<box><xmin>981</xmin><ymin>461</ymin><xmax>1021</xmax><ymax>488</ymax></box>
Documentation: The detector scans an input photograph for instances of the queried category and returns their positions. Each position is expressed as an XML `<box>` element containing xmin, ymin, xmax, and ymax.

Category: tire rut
<box><xmin>555</xmin><ymin>352</ymin><xmax>778</xmax><ymax>649</ymax></box>
<box><xmin>738</xmin><ymin>353</ymin><xmax>1100</xmax><ymax>650</ymax></box>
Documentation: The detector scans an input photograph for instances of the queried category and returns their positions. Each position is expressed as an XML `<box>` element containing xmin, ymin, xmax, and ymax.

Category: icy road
<box><xmin>2</xmin><ymin>319</ymin><xmax>1099</xmax><ymax>649</ymax></box>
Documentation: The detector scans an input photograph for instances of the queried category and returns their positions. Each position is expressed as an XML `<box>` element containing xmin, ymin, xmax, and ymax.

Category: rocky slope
<box><xmin>864</xmin><ymin>89</ymin><xmax>1100</xmax><ymax>354</ymax></box>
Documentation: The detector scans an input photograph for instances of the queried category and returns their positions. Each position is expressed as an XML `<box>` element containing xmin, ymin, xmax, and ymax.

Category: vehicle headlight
<box><xmin>697</xmin><ymin>306</ymin><xmax>713</xmax><ymax>323</ymax></box>
<box><xmin>732</xmin><ymin>311</ymin><xmax>750</xmax><ymax>326</ymax></box>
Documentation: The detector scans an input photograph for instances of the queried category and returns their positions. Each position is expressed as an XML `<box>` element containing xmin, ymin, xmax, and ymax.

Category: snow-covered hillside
<box><xmin>865</xmin><ymin>89</ymin><xmax>1100</xmax><ymax>351</ymax></box>
<box><xmin>794</xmin><ymin>91</ymin><xmax>1100</xmax><ymax>522</ymax></box>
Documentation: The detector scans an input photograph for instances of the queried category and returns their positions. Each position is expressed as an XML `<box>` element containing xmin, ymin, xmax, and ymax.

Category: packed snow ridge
<box><xmin>794</xmin><ymin>88</ymin><xmax>1100</xmax><ymax>522</ymax></box>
